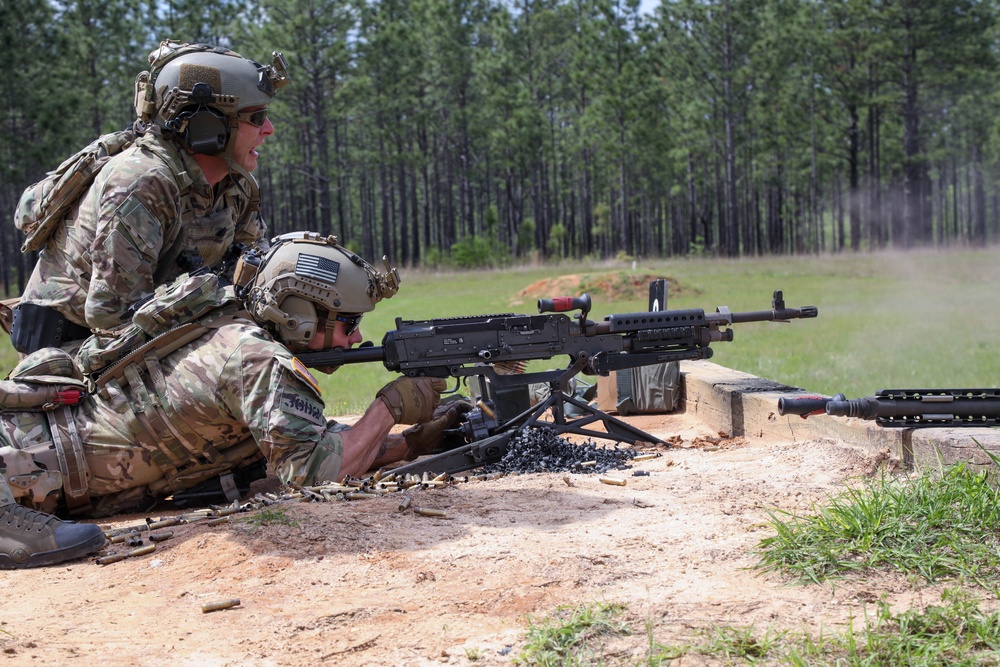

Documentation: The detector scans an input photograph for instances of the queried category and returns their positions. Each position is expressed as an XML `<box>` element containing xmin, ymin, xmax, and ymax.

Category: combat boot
<box><xmin>0</xmin><ymin>503</ymin><xmax>106</xmax><ymax>569</ymax></box>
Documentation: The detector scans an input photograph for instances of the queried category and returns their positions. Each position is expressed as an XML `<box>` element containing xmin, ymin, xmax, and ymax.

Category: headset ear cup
<box><xmin>182</xmin><ymin>107</ymin><xmax>229</xmax><ymax>155</ymax></box>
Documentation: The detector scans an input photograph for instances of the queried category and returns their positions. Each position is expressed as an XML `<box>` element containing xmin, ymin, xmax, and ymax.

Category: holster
<box><xmin>10</xmin><ymin>303</ymin><xmax>90</xmax><ymax>354</ymax></box>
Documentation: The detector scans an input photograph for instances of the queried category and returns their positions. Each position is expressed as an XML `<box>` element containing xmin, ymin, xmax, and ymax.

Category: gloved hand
<box><xmin>401</xmin><ymin>399</ymin><xmax>474</xmax><ymax>460</ymax></box>
<box><xmin>376</xmin><ymin>377</ymin><xmax>447</xmax><ymax>425</ymax></box>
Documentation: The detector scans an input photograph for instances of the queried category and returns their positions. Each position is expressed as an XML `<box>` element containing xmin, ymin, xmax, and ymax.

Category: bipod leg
<box><xmin>517</xmin><ymin>390</ymin><xmax>664</xmax><ymax>446</ymax></box>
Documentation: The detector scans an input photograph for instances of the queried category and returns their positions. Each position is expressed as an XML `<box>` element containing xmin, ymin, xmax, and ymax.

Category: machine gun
<box><xmin>300</xmin><ymin>283</ymin><xmax>818</xmax><ymax>475</ymax></box>
<box><xmin>778</xmin><ymin>390</ymin><xmax>1000</xmax><ymax>428</ymax></box>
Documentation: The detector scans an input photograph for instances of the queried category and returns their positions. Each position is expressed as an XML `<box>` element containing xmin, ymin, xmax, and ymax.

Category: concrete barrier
<box><xmin>678</xmin><ymin>360</ymin><xmax>1000</xmax><ymax>470</ymax></box>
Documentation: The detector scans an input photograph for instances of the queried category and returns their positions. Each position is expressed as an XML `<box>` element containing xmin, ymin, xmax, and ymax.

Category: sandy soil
<box><xmin>0</xmin><ymin>412</ymin><xmax>947</xmax><ymax>666</ymax></box>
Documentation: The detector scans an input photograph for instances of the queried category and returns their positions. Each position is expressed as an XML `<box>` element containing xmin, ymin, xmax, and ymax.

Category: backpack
<box><xmin>15</xmin><ymin>126</ymin><xmax>139</xmax><ymax>253</ymax></box>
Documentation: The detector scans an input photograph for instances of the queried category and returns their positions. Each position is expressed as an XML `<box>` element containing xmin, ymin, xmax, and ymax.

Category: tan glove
<box><xmin>376</xmin><ymin>377</ymin><xmax>447</xmax><ymax>425</ymax></box>
<box><xmin>401</xmin><ymin>399</ymin><xmax>474</xmax><ymax>460</ymax></box>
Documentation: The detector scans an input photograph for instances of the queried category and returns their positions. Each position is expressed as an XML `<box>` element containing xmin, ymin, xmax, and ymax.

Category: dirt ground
<box><xmin>0</xmin><ymin>411</ymin><xmax>949</xmax><ymax>666</ymax></box>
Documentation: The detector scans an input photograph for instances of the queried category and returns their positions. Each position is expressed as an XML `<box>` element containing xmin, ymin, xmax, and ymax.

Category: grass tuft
<box><xmin>754</xmin><ymin>462</ymin><xmax>1000</xmax><ymax>590</ymax></box>
<box><xmin>515</xmin><ymin>602</ymin><xmax>629</xmax><ymax>666</ymax></box>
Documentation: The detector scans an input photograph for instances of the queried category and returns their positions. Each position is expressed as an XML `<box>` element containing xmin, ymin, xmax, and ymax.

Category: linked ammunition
<box><xmin>201</xmin><ymin>599</ymin><xmax>241</xmax><ymax>613</ymax></box>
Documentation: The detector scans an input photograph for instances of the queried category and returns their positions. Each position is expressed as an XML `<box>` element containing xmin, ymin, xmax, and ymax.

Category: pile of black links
<box><xmin>481</xmin><ymin>427</ymin><xmax>636</xmax><ymax>475</ymax></box>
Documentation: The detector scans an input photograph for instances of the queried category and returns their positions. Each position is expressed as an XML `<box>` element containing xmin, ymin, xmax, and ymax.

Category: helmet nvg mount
<box><xmin>134</xmin><ymin>39</ymin><xmax>289</xmax><ymax>157</ymax></box>
<box><xmin>245</xmin><ymin>233</ymin><xmax>400</xmax><ymax>350</ymax></box>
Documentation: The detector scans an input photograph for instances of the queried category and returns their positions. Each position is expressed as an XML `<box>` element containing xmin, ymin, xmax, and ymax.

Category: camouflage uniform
<box><xmin>20</xmin><ymin>128</ymin><xmax>267</xmax><ymax>331</ymax></box>
<box><xmin>0</xmin><ymin>320</ymin><xmax>345</xmax><ymax>518</ymax></box>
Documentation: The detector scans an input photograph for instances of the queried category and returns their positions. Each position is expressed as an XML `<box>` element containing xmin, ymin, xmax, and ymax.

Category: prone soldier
<box><xmin>0</xmin><ymin>234</ymin><xmax>464</xmax><ymax>569</ymax></box>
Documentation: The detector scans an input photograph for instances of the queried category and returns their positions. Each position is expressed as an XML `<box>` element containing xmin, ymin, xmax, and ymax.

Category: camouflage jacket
<box><xmin>20</xmin><ymin>130</ymin><xmax>267</xmax><ymax>330</ymax></box>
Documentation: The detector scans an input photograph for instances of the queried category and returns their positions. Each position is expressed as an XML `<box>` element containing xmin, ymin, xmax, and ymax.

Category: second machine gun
<box><xmin>301</xmin><ymin>282</ymin><xmax>818</xmax><ymax>475</ymax></box>
<box><xmin>779</xmin><ymin>389</ymin><xmax>1000</xmax><ymax>428</ymax></box>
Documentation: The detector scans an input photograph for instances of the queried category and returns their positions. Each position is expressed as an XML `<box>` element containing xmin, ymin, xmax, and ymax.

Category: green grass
<box><xmin>238</xmin><ymin>506</ymin><xmax>299</xmax><ymax>531</ymax></box>
<box><xmin>514</xmin><ymin>602</ymin><xmax>630</xmax><ymax>666</ymax></box>
<box><xmin>753</xmin><ymin>460</ymin><xmax>1000</xmax><ymax>591</ymax></box>
<box><xmin>520</xmin><ymin>594</ymin><xmax>1000</xmax><ymax>666</ymax></box>
<box><xmin>5</xmin><ymin>246</ymin><xmax>1000</xmax><ymax>414</ymax></box>
<box><xmin>651</xmin><ymin>590</ymin><xmax>1000</xmax><ymax>666</ymax></box>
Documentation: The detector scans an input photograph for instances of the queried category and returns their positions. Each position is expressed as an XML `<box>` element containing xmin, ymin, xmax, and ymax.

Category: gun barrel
<box><xmin>298</xmin><ymin>344</ymin><xmax>385</xmax><ymax>369</ymax></box>
<box><xmin>725</xmin><ymin>305</ymin><xmax>818</xmax><ymax>324</ymax></box>
<box><xmin>777</xmin><ymin>395</ymin><xmax>830</xmax><ymax>417</ymax></box>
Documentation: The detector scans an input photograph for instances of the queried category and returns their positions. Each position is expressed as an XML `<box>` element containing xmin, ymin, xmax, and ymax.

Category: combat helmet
<box><xmin>244</xmin><ymin>233</ymin><xmax>400</xmax><ymax>350</ymax></box>
<box><xmin>134</xmin><ymin>39</ymin><xmax>289</xmax><ymax>159</ymax></box>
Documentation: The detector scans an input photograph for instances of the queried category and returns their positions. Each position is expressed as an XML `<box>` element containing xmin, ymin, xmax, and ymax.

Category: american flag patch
<box><xmin>295</xmin><ymin>253</ymin><xmax>340</xmax><ymax>284</ymax></box>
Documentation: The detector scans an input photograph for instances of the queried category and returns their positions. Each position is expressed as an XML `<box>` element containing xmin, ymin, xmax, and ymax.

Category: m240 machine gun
<box><xmin>301</xmin><ymin>282</ymin><xmax>818</xmax><ymax>474</ymax></box>
<box><xmin>779</xmin><ymin>390</ymin><xmax>1000</xmax><ymax>428</ymax></box>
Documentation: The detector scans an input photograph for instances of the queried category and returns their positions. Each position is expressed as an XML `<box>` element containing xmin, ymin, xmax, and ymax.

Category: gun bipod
<box><xmin>506</xmin><ymin>387</ymin><xmax>665</xmax><ymax>447</ymax></box>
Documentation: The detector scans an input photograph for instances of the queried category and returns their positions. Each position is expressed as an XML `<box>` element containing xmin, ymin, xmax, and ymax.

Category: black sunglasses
<box><xmin>237</xmin><ymin>108</ymin><xmax>269</xmax><ymax>127</ymax></box>
<box><xmin>335</xmin><ymin>313</ymin><xmax>362</xmax><ymax>336</ymax></box>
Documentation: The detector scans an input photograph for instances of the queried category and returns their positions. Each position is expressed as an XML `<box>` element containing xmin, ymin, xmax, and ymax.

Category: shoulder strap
<box><xmin>92</xmin><ymin>310</ymin><xmax>251</xmax><ymax>394</ymax></box>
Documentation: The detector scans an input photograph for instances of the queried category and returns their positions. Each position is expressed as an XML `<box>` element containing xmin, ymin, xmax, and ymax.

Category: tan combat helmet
<box><xmin>244</xmin><ymin>233</ymin><xmax>400</xmax><ymax>350</ymax></box>
<box><xmin>134</xmin><ymin>40</ymin><xmax>289</xmax><ymax>157</ymax></box>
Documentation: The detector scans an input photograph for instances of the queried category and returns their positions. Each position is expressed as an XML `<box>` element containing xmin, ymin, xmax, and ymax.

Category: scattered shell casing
<box><xmin>96</xmin><ymin>544</ymin><xmax>156</xmax><ymax>566</ymax></box>
<box><xmin>633</xmin><ymin>453</ymin><xmax>660</xmax><ymax>462</ymax></box>
<box><xmin>579</xmin><ymin>461</ymin><xmax>597</xmax><ymax>468</ymax></box>
<box><xmin>95</xmin><ymin>552</ymin><xmax>129</xmax><ymax>565</ymax></box>
<box><xmin>104</xmin><ymin>523</ymin><xmax>148</xmax><ymax>538</ymax></box>
<box><xmin>212</xmin><ymin>506</ymin><xmax>242</xmax><ymax>517</ymax></box>
<box><xmin>147</xmin><ymin>517</ymin><xmax>182</xmax><ymax>530</ymax></box>
<box><xmin>207</xmin><ymin>516</ymin><xmax>232</xmax><ymax>527</ymax></box>
<box><xmin>414</xmin><ymin>507</ymin><xmax>447</xmax><ymax>518</ymax></box>
<box><xmin>398</xmin><ymin>495</ymin><xmax>413</xmax><ymax>512</ymax></box>
<box><xmin>201</xmin><ymin>598</ymin><xmax>241</xmax><ymax>613</ymax></box>
<box><xmin>599</xmin><ymin>477</ymin><xmax>627</xmax><ymax>487</ymax></box>
<box><xmin>344</xmin><ymin>491</ymin><xmax>376</xmax><ymax>500</ymax></box>
<box><xmin>149</xmin><ymin>531</ymin><xmax>174</xmax><ymax>543</ymax></box>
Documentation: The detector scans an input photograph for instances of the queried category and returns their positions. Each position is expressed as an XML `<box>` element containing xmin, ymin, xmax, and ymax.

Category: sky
<box><xmin>639</xmin><ymin>0</ymin><xmax>660</xmax><ymax>15</ymax></box>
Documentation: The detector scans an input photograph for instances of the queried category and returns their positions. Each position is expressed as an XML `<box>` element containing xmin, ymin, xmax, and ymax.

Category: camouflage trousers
<box><xmin>0</xmin><ymin>409</ymin><xmax>262</xmax><ymax>518</ymax></box>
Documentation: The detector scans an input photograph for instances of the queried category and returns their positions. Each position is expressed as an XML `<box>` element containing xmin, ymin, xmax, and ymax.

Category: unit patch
<box><xmin>291</xmin><ymin>357</ymin><xmax>321</xmax><ymax>395</ymax></box>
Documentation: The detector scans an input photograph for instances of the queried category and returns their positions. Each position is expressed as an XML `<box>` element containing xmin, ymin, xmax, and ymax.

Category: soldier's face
<box><xmin>232</xmin><ymin>108</ymin><xmax>274</xmax><ymax>172</ymax></box>
<box><xmin>304</xmin><ymin>319</ymin><xmax>364</xmax><ymax>352</ymax></box>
